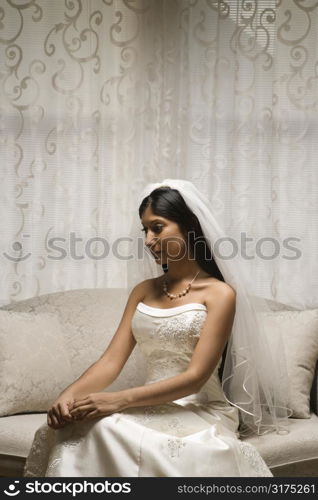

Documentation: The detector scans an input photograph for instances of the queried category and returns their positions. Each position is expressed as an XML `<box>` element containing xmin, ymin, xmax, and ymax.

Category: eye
<box><xmin>141</xmin><ymin>225</ymin><xmax>163</xmax><ymax>233</ymax></box>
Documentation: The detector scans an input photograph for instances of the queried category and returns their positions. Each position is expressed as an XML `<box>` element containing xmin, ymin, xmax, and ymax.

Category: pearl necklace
<box><xmin>163</xmin><ymin>270</ymin><xmax>201</xmax><ymax>300</ymax></box>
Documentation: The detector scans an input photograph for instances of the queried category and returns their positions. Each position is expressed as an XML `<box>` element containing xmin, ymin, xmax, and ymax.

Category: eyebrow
<box><xmin>141</xmin><ymin>218</ymin><xmax>165</xmax><ymax>226</ymax></box>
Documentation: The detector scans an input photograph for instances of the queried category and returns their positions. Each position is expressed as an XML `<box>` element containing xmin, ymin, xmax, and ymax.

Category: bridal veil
<box><xmin>126</xmin><ymin>178</ymin><xmax>292</xmax><ymax>437</ymax></box>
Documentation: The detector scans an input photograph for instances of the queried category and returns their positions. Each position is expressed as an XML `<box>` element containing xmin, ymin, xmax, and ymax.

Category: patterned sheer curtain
<box><xmin>0</xmin><ymin>0</ymin><xmax>317</xmax><ymax>308</ymax></box>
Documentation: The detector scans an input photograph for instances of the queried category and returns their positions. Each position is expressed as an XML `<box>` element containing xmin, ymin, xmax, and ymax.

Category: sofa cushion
<box><xmin>242</xmin><ymin>412</ymin><xmax>318</xmax><ymax>468</ymax></box>
<box><xmin>0</xmin><ymin>413</ymin><xmax>47</xmax><ymax>457</ymax></box>
<box><xmin>261</xmin><ymin>308</ymin><xmax>318</xmax><ymax>418</ymax></box>
<box><xmin>0</xmin><ymin>310</ymin><xmax>74</xmax><ymax>416</ymax></box>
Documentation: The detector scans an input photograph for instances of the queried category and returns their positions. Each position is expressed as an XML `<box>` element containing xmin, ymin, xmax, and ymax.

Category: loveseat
<box><xmin>0</xmin><ymin>288</ymin><xmax>317</xmax><ymax>477</ymax></box>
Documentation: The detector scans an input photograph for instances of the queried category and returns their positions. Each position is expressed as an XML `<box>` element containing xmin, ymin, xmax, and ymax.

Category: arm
<box><xmin>47</xmin><ymin>279</ymin><xmax>149</xmax><ymax>428</ymax></box>
<box><xmin>119</xmin><ymin>283</ymin><xmax>237</xmax><ymax>409</ymax></box>
<box><xmin>59</xmin><ymin>359</ymin><xmax>127</xmax><ymax>400</ymax></box>
<box><xmin>62</xmin><ymin>280</ymin><xmax>151</xmax><ymax>397</ymax></box>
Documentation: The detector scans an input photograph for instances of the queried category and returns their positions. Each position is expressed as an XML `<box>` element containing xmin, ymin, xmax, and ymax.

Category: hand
<box><xmin>69</xmin><ymin>392</ymin><xmax>126</xmax><ymax>421</ymax></box>
<box><xmin>47</xmin><ymin>393</ymin><xmax>76</xmax><ymax>430</ymax></box>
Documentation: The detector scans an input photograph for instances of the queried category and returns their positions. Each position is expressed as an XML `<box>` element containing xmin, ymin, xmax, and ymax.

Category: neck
<box><xmin>163</xmin><ymin>258</ymin><xmax>203</xmax><ymax>283</ymax></box>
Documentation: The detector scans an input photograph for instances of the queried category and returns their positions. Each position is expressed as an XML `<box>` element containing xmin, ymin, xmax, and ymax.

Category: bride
<box><xmin>23</xmin><ymin>179</ymin><xmax>291</xmax><ymax>477</ymax></box>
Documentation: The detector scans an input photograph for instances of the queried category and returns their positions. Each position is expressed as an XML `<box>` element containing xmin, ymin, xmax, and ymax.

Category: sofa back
<box><xmin>0</xmin><ymin>288</ymin><xmax>148</xmax><ymax>393</ymax></box>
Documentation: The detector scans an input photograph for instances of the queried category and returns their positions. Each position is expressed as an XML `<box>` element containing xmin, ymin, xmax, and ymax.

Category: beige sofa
<box><xmin>0</xmin><ymin>288</ymin><xmax>317</xmax><ymax>477</ymax></box>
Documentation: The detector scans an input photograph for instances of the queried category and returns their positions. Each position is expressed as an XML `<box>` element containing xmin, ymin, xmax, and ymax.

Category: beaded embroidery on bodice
<box><xmin>131</xmin><ymin>302</ymin><xmax>226</xmax><ymax>404</ymax></box>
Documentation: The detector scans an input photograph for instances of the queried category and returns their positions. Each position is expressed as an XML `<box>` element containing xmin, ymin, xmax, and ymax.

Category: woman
<box><xmin>23</xmin><ymin>179</ymin><xmax>290</xmax><ymax>477</ymax></box>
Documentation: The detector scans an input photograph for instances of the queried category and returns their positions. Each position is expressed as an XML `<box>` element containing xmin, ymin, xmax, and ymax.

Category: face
<box><xmin>140</xmin><ymin>205</ymin><xmax>188</xmax><ymax>262</ymax></box>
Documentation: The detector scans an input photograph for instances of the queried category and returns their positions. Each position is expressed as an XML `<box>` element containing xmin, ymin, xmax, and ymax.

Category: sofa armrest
<box><xmin>310</xmin><ymin>359</ymin><xmax>318</xmax><ymax>416</ymax></box>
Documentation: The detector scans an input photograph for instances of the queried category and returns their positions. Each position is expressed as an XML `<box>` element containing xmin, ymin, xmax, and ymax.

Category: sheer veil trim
<box><xmin>127</xmin><ymin>178</ymin><xmax>293</xmax><ymax>437</ymax></box>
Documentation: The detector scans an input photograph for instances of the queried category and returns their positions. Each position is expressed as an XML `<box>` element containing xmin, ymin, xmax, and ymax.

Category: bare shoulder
<box><xmin>129</xmin><ymin>278</ymin><xmax>154</xmax><ymax>302</ymax></box>
<box><xmin>204</xmin><ymin>279</ymin><xmax>236</xmax><ymax>311</ymax></box>
<box><xmin>207</xmin><ymin>279</ymin><xmax>236</xmax><ymax>296</ymax></box>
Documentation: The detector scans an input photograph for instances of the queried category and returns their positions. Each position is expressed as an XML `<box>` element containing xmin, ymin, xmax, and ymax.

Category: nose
<box><xmin>145</xmin><ymin>232</ymin><xmax>159</xmax><ymax>250</ymax></box>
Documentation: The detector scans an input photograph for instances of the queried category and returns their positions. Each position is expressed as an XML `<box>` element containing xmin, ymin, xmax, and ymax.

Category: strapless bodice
<box><xmin>131</xmin><ymin>302</ymin><xmax>228</xmax><ymax>405</ymax></box>
<box><xmin>136</xmin><ymin>301</ymin><xmax>208</xmax><ymax>316</ymax></box>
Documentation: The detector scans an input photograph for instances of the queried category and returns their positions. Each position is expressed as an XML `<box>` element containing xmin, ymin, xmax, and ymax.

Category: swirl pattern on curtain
<box><xmin>0</xmin><ymin>0</ymin><xmax>317</xmax><ymax>308</ymax></box>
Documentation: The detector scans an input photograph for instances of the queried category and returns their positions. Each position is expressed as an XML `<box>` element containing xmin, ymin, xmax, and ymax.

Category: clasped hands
<box><xmin>71</xmin><ymin>393</ymin><xmax>120</xmax><ymax>421</ymax></box>
<box><xmin>47</xmin><ymin>392</ymin><xmax>127</xmax><ymax>429</ymax></box>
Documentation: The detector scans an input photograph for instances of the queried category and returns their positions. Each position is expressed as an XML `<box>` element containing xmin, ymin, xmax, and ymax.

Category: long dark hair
<box><xmin>138</xmin><ymin>186</ymin><xmax>225</xmax><ymax>282</ymax></box>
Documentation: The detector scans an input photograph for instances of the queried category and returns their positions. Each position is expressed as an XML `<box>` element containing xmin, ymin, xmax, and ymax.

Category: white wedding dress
<box><xmin>23</xmin><ymin>302</ymin><xmax>273</xmax><ymax>477</ymax></box>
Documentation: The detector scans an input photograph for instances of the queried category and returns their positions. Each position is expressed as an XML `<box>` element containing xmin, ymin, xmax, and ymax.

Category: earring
<box><xmin>162</xmin><ymin>263</ymin><xmax>168</xmax><ymax>273</ymax></box>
